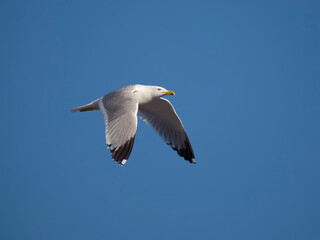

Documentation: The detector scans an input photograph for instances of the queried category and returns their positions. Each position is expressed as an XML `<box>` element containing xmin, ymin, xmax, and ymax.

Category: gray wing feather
<box><xmin>99</xmin><ymin>89</ymin><xmax>138</xmax><ymax>165</ymax></box>
<box><xmin>138</xmin><ymin>98</ymin><xmax>195</xmax><ymax>163</ymax></box>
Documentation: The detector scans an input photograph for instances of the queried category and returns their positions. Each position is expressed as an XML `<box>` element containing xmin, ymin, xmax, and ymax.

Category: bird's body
<box><xmin>71</xmin><ymin>84</ymin><xmax>195</xmax><ymax>166</ymax></box>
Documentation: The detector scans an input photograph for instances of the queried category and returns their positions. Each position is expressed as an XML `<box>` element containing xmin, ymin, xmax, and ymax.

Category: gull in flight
<box><xmin>71</xmin><ymin>84</ymin><xmax>195</xmax><ymax>166</ymax></box>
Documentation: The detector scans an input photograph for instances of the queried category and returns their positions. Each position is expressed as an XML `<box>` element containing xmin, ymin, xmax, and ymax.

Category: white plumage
<box><xmin>71</xmin><ymin>84</ymin><xmax>195</xmax><ymax>166</ymax></box>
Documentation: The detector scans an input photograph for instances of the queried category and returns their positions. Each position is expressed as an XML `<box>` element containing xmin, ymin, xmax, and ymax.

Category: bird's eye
<box><xmin>157</xmin><ymin>88</ymin><xmax>161</xmax><ymax>91</ymax></box>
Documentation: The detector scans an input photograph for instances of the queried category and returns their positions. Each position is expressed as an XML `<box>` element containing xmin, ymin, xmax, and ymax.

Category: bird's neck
<box><xmin>132</xmin><ymin>85</ymin><xmax>155</xmax><ymax>104</ymax></box>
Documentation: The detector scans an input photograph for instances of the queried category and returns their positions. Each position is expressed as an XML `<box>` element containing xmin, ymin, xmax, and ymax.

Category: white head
<box><xmin>151</xmin><ymin>86</ymin><xmax>175</xmax><ymax>98</ymax></box>
<box><xmin>132</xmin><ymin>85</ymin><xmax>175</xmax><ymax>104</ymax></box>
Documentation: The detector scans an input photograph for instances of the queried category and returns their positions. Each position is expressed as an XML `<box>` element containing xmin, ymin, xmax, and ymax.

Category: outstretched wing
<box><xmin>138</xmin><ymin>98</ymin><xmax>195</xmax><ymax>163</ymax></box>
<box><xmin>98</xmin><ymin>90</ymin><xmax>138</xmax><ymax>165</ymax></box>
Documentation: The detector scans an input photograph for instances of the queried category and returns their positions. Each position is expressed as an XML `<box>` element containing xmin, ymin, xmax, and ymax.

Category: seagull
<box><xmin>71</xmin><ymin>84</ymin><xmax>195</xmax><ymax>166</ymax></box>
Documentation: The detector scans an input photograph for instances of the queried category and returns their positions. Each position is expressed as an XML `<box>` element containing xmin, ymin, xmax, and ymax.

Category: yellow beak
<box><xmin>164</xmin><ymin>90</ymin><xmax>175</xmax><ymax>96</ymax></box>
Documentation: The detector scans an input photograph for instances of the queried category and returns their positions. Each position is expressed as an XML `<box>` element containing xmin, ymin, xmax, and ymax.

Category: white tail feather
<box><xmin>70</xmin><ymin>100</ymin><xmax>99</xmax><ymax>113</ymax></box>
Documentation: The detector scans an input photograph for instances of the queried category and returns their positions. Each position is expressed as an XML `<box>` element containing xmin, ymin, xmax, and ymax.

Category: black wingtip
<box><xmin>110</xmin><ymin>137</ymin><xmax>135</xmax><ymax>165</ymax></box>
<box><xmin>170</xmin><ymin>136</ymin><xmax>195</xmax><ymax>164</ymax></box>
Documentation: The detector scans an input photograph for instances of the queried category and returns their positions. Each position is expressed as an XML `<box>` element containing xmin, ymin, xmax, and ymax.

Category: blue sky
<box><xmin>1</xmin><ymin>0</ymin><xmax>320</xmax><ymax>239</ymax></box>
